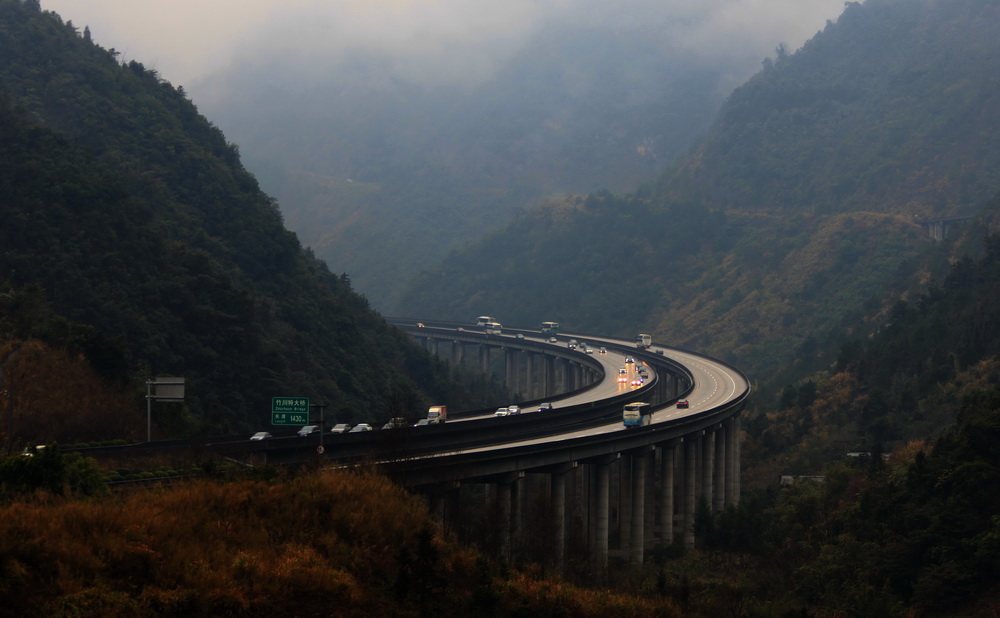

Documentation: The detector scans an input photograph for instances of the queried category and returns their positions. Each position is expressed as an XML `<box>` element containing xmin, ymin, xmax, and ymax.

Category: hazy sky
<box><xmin>43</xmin><ymin>0</ymin><xmax>847</xmax><ymax>94</ymax></box>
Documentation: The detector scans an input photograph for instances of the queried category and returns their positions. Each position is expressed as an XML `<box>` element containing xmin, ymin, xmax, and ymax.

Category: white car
<box><xmin>297</xmin><ymin>425</ymin><xmax>319</xmax><ymax>437</ymax></box>
<box><xmin>507</xmin><ymin>405</ymin><xmax>520</xmax><ymax>415</ymax></box>
<box><xmin>250</xmin><ymin>431</ymin><xmax>272</xmax><ymax>441</ymax></box>
<box><xmin>349</xmin><ymin>423</ymin><xmax>372</xmax><ymax>432</ymax></box>
<box><xmin>494</xmin><ymin>407</ymin><xmax>510</xmax><ymax>417</ymax></box>
<box><xmin>330</xmin><ymin>423</ymin><xmax>351</xmax><ymax>434</ymax></box>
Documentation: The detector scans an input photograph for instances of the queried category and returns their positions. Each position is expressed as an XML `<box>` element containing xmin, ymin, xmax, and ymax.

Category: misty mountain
<box><xmin>658</xmin><ymin>0</ymin><xmax>1000</xmax><ymax>218</ymax></box>
<box><xmin>398</xmin><ymin>0</ymin><xmax>1000</xmax><ymax>382</ymax></box>
<box><xmin>0</xmin><ymin>0</ymin><xmax>496</xmax><ymax>438</ymax></box>
<box><xmin>199</xmin><ymin>17</ymin><xmax>736</xmax><ymax>308</ymax></box>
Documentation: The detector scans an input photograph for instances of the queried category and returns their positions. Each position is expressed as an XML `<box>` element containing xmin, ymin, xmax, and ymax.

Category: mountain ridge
<box><xmin>398</xmin><ymin>0</ymin><xmax>1000</xmax><ymax>383</ymax></box>
<box><xmin>0</xmin><ymin>0</ymin><xmax>499</xmax><ymax>441</ymax></box>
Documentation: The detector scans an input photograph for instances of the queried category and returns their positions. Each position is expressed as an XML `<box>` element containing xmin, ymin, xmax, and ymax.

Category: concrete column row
<box><xmin>414</xmin><ymin>333</ymin><xmax>741</xmax><ymax>572</ymax></box>
<box><xmin>425</xmin><ymin>414</ymin><xmax>741</xmax><ymax>577</ymax></box>
<box><xmin>423</xmin><ymin>337</ymin><xmax>606</xmax><ymax>400</ymax></box>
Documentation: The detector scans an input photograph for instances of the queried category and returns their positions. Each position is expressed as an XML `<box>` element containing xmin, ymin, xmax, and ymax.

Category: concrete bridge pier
<box><xmin>701</xmin><ymin>429</ymin><xmax>715</xmax><ymax>513</ymax></box>
<box><xmin>505</xmin><ymin>348</ymin><xmax>520</xmax><ymax>393</ymax></box>
<box><xmin>527</xmin><ymin>353</ymin><xmax>541</xmax><ymax>399</ymax></box>
<box><xmin>629</xmin><ymin>447</ymin><xmax>654</xmax><ymax>564</ymax></box>
<box><xmin>493</xmin><ymin>471</ymin><xmax>524</xmax><ymax>564</ymax></box>
<box><xmin>587</xmin><ymin>454</ymin><xmax>618</xmax><ymax>579</ymax></box>
<box><xmin>644</xmin><ymin>446</ymin><xmax>656</xmax><ymax>552</ymax></box>
<box><xmin>618</xmin><ymin>456</ymin><xmax>632</xmax><ymax>554</ymax></box>
<box><xmin>536</xmin><ymin>461</ymin><xmax>577</xmax><ymax>573</ymax></box>
<box><xmin>659</xmin><ymin>441</ymin><xmax>679</xmax><ymax>546</ymax></box>
<box><xmin>713</xmin><ymin>424</ymin><xmax>727</xmax><ymax>513</ymax></box>
<box><xmin>544</xmin><ymin>355</ymin><xmax>555</xmax><ymax>398</ymax></box>
<box><xmin>479</xmin><ymin>345</ymin><xmax>491</xmax><ymax>375</ymax></box>
<box><xmin>683</xmin><ymin>435</ymin><xmax>698</xmax><ymax>548</ymax></box>
<box><xmin>730</xmin><ymin>414</ymin><xmax>741</xmax><ymax>505</ymax></box>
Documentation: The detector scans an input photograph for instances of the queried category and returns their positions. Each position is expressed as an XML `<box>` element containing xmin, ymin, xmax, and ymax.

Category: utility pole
<box><xmin>311</xmin><ymin>401</ymin><xmax>327</xmax><ymax>463</ymax></box>
<box><xmin>1</xmin><ymin>344</ymin><xmax>23</xmax><ymax>455</ymax></box>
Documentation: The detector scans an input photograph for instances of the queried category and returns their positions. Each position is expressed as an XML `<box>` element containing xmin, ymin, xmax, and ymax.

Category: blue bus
<box><xmin>622</xmin><ymin>402</ymin><xmax>652</xmax><ymax>428</ymax></box>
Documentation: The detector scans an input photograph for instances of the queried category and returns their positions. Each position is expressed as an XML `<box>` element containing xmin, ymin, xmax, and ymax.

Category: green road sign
<box><xmin>272</xmin><ymin>397</ymin><xmax>309</xmax><ymax>426</ymax></box>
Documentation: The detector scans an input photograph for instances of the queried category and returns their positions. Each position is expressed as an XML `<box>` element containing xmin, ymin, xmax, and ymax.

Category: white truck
<box><xmin>426</xmin><ymin>405</ymin><xmax>448</xmax><ymax>424</ymax></box>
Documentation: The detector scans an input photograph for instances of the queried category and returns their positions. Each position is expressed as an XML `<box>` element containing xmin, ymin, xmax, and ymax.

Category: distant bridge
<box><xmin>918</xmin><ymin>215</ymin><xmax>974</xmax><ymax>241</ymax></box>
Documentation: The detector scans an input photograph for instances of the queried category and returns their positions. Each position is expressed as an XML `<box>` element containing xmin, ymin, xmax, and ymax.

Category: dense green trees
<box><xmin>743</xmin><ymin>392</ymin><xmax>1000</xmax><ymax>615</ymax></box>
<box><xmin>0</xmin><ymin>446</ymin><xmax>107</xmax><ymax>499</ymax></box>
<box><xmin>713</xmin><ymin>222</ymin><xmax>1000</xmax><ymax>613</ymax></box>
<box><xmin>0</xmin><ymin>0</ymin><xmax>501</xmax><ymax>441</ymax></box>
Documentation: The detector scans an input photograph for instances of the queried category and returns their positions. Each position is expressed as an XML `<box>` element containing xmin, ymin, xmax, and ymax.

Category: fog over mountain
<box><xmin>45</xmin><ymin>0</ymin><xmax>845</xmax><ymax>91</ymax></box>
<box><xmin>46</xmin><ymin>0</ymin><xmax>845</xmax><ymax>308</ymax></box>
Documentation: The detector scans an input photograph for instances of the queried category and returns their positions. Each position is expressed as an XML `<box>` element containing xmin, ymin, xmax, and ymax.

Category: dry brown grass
<box><xmin>0</xmin><ymin>470</ymin><xmax>459</xmax><ymax>616</ymax></box>
<box><xmin>0</xmin><ymin>469</ymin><xmax>685</xmax><ymax>617</ymax></box>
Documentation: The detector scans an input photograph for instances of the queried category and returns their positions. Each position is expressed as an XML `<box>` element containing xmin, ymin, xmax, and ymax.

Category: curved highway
<box><xmin>412</xmin><ymin>323</ymin><xmax>660</xmax><ymax>418</ymax></box>
<box><xmin>378</xmin><ymin>320</ymin><xmax>748</xmax><ymax>470</ymax></box>
<box><xmin>93</xmin><ymin>318</ymin><xmax>750</xmax><ymax>564</ymax></box>
<box><xmin>394</xmin><ymin>324</ymin><xmax>747</xmax><ymax>454</ymax></box>
<box><xmin>380</xmin><ymin>319</ymin><xmax>749</xmax><ymax>563</ymax></box>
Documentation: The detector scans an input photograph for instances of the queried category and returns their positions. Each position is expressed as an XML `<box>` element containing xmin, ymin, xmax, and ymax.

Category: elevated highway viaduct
<box><xmin>377</xmin><ymin>319</ymin><xmax>751</xmax><ymax>572</ymax></box>
<box><xmin>117</xmin><ymin>318</ymin><xmax>748</xmax><ymax>574</ymax></box>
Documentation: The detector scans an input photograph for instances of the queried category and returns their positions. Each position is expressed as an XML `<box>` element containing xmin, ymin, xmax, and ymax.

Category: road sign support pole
<box><xmin>311</xmin><ymin>401</ymin><xmax>327</xmax><ymax>462</ymax></box>
<box><xmin>145</xmin><ymin>380</ymin><xmax>151</xmax><ymax>442</ymax></box>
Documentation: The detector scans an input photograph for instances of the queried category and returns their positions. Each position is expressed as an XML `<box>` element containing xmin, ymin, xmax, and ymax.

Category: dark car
<box><xmin>676</xmin><ymin>400</ymin><xmax>689</xmax><ymax>409</ymax></box>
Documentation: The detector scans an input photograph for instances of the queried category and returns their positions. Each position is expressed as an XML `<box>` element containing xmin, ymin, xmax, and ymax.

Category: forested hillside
<box><xmin>0</xmin><ymin>0</ymin><xmax>500</xmax><ymax>445</ymax></box>
<box><xmin>712</xmin><ymin>218</ymin><xmax>1000</xmax><ymax>615</ymax></box>
<box><xmin>660</xmin><ymin>0</ymin><xmax>1000</xmax><ymax>217</ymax></box>
<box><xmin>746</xmin><ymin>194</ymin><xmax>1000</xmax><ymax>479</ymax></box>
<box><xmin>399</xmin><ymin>0</ymin><xmax>1000</xmax><ymax>384</ymax></box>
